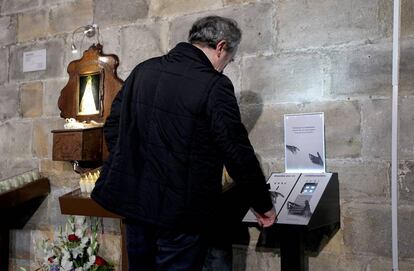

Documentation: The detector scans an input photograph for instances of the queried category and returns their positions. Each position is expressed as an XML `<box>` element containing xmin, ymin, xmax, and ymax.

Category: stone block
<box><xmin>17</xmin><ymin>9</ymin><xmax>48</xmax><ymax>42</ymax></box>
<box><xmin>0</xmin><ymin>84</ymin><xmax>19</xmax><ymax>121</ymax></box>
<box><xmin>119</xmin><ymin>22</ymin><xmax>167</xmax><ymax>72</ymax></box>
<box><xmin>0</xmin><ymin>121</ymin><xmax>33</xmax><ymax>159</ymax></box>
<box><xmin>342</xmin><ymin>202</ymin><xmax>393</xmax><ymax>257</ymax></box>
<box><xmin>39</xmin><ymin>159</ymin><xmax>78</xmax><ymax>186</ymax></box>
<box><xmin>169</xmin><ymin>2</ymin><xmax>275</xmax><ymax>55</ymax></box>
<box><xmin>240</xmin><ymin>105</ymin><xmax>283</xmax><ymax>159</ymax></box>
<box><xmin>233</xmin><ymin>246</ymin><xmax>279</xmax><ymax>270</ymax></box>
<box><xmin>328</xmin><ymin>44</ymin><xmax>392</xmax><ymax>97</ymax></box>
<box><xmin>9</xmin><ymin>229</ymin><xmax>31</xmax><ymax>259</ymax></box>
<box><xmin>94</xmin><ymin>0</ymin><xmax>148</xmax><ymax>27</ymax></box>
<box><xmin>400</xmin><ymin>41</ymin><xmax>414</xmax><ymax>96</ymax></box>
<box><xmin>0</xmin><ymin>15</ymin><xmax>17</xmax><ymax>46</ymax></box>
<box><xmin>402</xmin><ymin>0</ymin><xmax>414</xmax><ymax>38</ymax></box>
<box><xmin>277</xmin><ymin>0</ymin><xmax>387</xmax><ymax>49</ymax></box>
<box><xmin>33</xmin><ymin>118</ymin><xmax>63</xmax><ymax>158</ymax></box>
<box><xmin>48</xmin><ymin>185</ymin><xmax>74</xmax><ymax>227</ymax></box>
<box><xmin>361</xmin><ymin>99</ymin><xmax>391</xmax><ymax>159</ymax></box>
<box><xmin>0</xmin><ymin>158</ymin><xmax>38</xmax><ymax>180</ymax></box>
<box><xmin>102</xmin><ymin>218</ymin><xmax>121</xmax><ymax>235</ymax></box>
<box><xmin>342</xmin><ymin>204</ymin><xmax>414</xmax><ymax>258</ymax></box>
<box><xmin>398</xmin><ymin>161</ymin><xmax>414</xmax><ymax>205</ymax></box>
<box><xmin>48</xmin><ymin>0</ymin><xmax>93</xmax><ymax>35</ymax></box>
<box><xmin>9</xmin><ymin>38</ymin><xmax>65</xmax><ymax>81</ymax></box>
<box><xmin>400</xmin><ymin>97</ymin><xmax>414</xmax><ymax>159</ymax></box>
<box><xmin>224</xmin><ymin>0</ymin><xmax>256</xmax><ymax>5</ymax></box>
<box><xmin>100</xmin><ymin>26</ymin><xmax>121</xmax><ymax>57</ymax></box>
<box><xmin>397</xmin><ymin>205</ymin><xmax>414</xmax><ymax>258</ymax></box>
<box><xmin>0</xmin><ymin>47</ymin><xmax>9</xmax><ymax>85</ymax></box>
<box><xmin>149</xmin><ymin>0</ymin><xmax>222</xmax><ymax>18</ymax></box>
<box><xmin>223</xmin><ymin>58</ymin><xmax>241</xmax><ymax>98</ymax></box>
<box><xmin>1</xmin><ymin>0</ymin><xmax>39</xmax><ymax>15</ymax></box>
<box><xmin>328</xmin><ymin>160</ymin><xmax>390</xmax><ymax>202</ymax></box>
<box><xmin>43</xmin><ymin>79</ymin><xmax>66</xmax><ymax>117</ymax></box>
<box><xmin>20</xmin><ymin>81</ymin><xmax>43</xmax><ymax>118</ymax></box>
<box><xmin>308</xmin><ymin>253</ymin><xmax>366</xmax><ymax>271</ymax></box>
<box><xmin>246</xmin><ymin>101</ymin><xmax>361</xmax><ymax>160</ymax></box>
<box><xmin>242</xmin><ymin>53</ymin><xmax>326</xmax><ymax>103</ymax></box>
<box><xmin>367</xmin><ymin>257</ymin><xmax>414</xmax><ymax>271</ymax></box>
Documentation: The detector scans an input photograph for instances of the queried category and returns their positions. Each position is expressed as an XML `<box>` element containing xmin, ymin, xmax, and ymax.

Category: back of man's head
<box><xmin>188</xmin><ymin>16</ymin><xmax>242</xmax><ymax>53</ymax></box>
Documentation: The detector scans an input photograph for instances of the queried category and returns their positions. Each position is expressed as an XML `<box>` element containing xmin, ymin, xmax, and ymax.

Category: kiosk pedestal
<box><xmin>244</xmin><ymin>172</ymin><xmax>340</xmax><ymax>271</ymax></box>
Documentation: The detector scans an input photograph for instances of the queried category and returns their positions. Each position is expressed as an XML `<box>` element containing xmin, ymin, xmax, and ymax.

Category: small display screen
<box><xmin>301</xmin><ymin>183</ymin><xmax>317</xmax><ymax>194</ymax></box>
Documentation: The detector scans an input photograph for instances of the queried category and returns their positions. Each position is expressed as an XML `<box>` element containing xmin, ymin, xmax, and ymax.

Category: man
<box><xmin>91</xmin><ymin>16</ymin><xmax>276</xmax><ymax>271</ymax></box>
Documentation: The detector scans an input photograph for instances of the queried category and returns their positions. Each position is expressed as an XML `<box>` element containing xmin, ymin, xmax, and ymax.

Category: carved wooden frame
<box><xmin>58</xmin><ymin>44</ymin><xmax>123</xmax><ymax>123</ymax></box>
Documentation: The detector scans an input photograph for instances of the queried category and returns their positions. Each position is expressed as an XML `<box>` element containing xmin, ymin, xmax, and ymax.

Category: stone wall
<box><xmin>1</xmin><ymin>0</ymin><xmax>413</xmax><ymax>270</ymax></box>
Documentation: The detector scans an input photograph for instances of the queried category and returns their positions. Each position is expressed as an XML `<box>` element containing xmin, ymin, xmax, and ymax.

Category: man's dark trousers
<box><xmin>125</xmin><ymin>222</ymin><xmax>207</xmax><ymax>271</ymax></box>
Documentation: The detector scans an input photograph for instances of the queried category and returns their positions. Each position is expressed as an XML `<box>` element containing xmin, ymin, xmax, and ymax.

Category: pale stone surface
<box><xmin>242</xmin><ymin>53</ymin><xmax>326</xmax><ymax>103</ymax></box>
<box><xmin>20</xmin><ymin>81</ymin><xmax>43</xmax><ymax>118</ymax></box>
<box><xmin>0</xmin><ymin>84</ymin><xmax>19</xmax><ymax>121</ymax></box>
<box><xmin>328</xmin><ymin>160</ymin><xmax>390</xmax><ymax>202</ymax></box>
<box><xmin>100</xmin><ymin>26</ymin><xmax>121</xmax><ymax>57</ymax></box>
<box><xmin>17</xmin><ymin>9</ymin><xmax>48</xmax><ymax>42</ymax></box>
<box><xmin>48</xmin><ymin>0</ymin><xmax>93</xmax><ymax>35</ymax></box>
<box><xmin>9</xmin><ymin>38</ymin><xmax>65</xmax><ymax>81</ymax></box>
<box><xmin>119</xmin><ymin>22</ymin><xmax>166</xmax><ymax>72</ymax></box>
<box><xmin>39</xmin><ymin>159</ymin><xmax>78</xmax><ymax>186</ymax></box>
<box><xmin>169</xmin><ymin>2</ymin><xmax>275</xmax><ymax>55</ymax></box>
<box><xmin>400</xmin><ymin>40</ymin><xmax>414</xmax><ymax>95</ymax></box>
<box><xmin>402</xmin><ymin>0</ymin><xmax>414</xmax><ymax>38</ymax></box>
<box><xmin>149</xmin><ymin>0</ymin><xmax>222</xmax><ymax>17</ymax></box>
<box><xmin>233</xmin><ymin>246</ymin><xmax>280</xmax><ymax>271</ymax></box>
<box><xmin>308</xmin><ymin>253</ymin><xmax>366</xmax><ymax>271</ymax></box>
<box><xmin>277</xmin><ymin>0</ymin><xmax>387</xmax><ymax>49</ymax></box>
<box><xmin>400</xmin><ymin>97</ymin><xmax>414</xmax><ymax>159</ymax></box>
<box><xmin>48</xmin><ymin>186</ymin><xmax>75</xmax><ymax>226</ymax></box>
<box><xmin>398</xmin><ymin>161</ymin><xmax>414</xmax><ymax>205</ymax></box>
<box><xmin>9</xmin><ymin>230</ymin><xmax>31</xmax><ymax>259</ymax></box>
<box><xmin>0</xmin><ymin>121</ymin><xmax>32</xmax><ymax>159</ymax></box>
<box><xmin>43</xmin><ymin>79</ymin><xmax>66</xmax><ymax>117</ymax></box>
<box><xmin>0</xmin><ymin>47</ymin><xmax>9</xmax><ymax>85</ymax></box>
<box><xmin>0</xmin><ymin>15</ymin><xmax>17</xmax><ymax>46</ymax></box>
<box><xmin>328</xmin><ymin>44</ymin><xmax>392</xmax><ymax>97</ymax></box>
<box><xmin>32</xmin><ymin>118</ymin><xmax>63</xmax><ymax>158</ymax></box>
<box><xmin>246</xmin><ymin>101</ymin><xmax>361</xmax><ymax>160</ymax></box>
<box><xmin>1</xmin><ymin>0</ymin><xmax>39</xmax><ymax>15</ymax></box>
<box><xmin>342</xmin><ymin>202</ymin><xmax>393</xmax><ymax>257</ymax></box>
<box><xmin>224</xmin><ymin>0</ymin><xmax>257</xmax><ymax>5</ymax></box>
<box><xmin>0</xmin><ymin>158</ymin><xmax>38</xmax><ymax>180</ymax></box>
<box><xmin>94</xmin><ymin>0</ymin><xmax>148</xmax><ymax>27</ymax></box>
<box><xmin>361</xmin><ymin>99</ymin><xmax>391</xmax><ymax>159</ymax></box>
<box><xmin>223</xmin><ymin>58</ymin><xmax>241</xmax><ymax>97</ymax></box>
<box><xmin>367</xmin><ymin>257</ymin><xmax>414</xmax><ymax>271</ymax></box>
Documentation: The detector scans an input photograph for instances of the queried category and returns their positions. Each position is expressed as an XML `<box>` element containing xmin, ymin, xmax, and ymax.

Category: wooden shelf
<box><xmin>0</xmin><ymin>178</ymin><xmax>50</xmax><ymax>209</ymax></box>
<box><xmin>59</xmin><ymin>188</ymin><xmax>122</xmax><ymax>218</ymax></box>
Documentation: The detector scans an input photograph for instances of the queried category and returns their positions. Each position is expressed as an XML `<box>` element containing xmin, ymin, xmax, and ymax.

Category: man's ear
<box><xmin>215</xmin><ymin>40</ymin><xmax>227</xmax><ymax>57</ymax></box>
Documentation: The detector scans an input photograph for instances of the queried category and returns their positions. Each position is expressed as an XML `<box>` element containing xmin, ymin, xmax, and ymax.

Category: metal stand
<box><xmin>279</xmin><ymin>226</ymin><xmax>308</xmax><ymax>271</ymax></box>
<box><xmin>0</xmin><ymin>228</ymin><xmax>9</xmax><ymax>271</ymax></box>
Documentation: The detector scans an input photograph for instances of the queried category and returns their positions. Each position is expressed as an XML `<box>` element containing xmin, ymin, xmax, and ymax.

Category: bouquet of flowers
<box><xmin>32</xmin><ymin>216</ymin><xmax>114</xmax><ymax>271</ymax></box>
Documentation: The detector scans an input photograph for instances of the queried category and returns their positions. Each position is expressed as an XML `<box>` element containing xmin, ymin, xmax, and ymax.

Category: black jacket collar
<box><xmin>169</xmin><ymin>42</ymin><xmax>215</xmax><ymax>70</ymax></box>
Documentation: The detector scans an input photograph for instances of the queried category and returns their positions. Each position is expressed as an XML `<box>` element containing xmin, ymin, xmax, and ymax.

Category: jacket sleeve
<box><xmin>207</xmin><ymin>76</ymin><xmax>273</xmax><ymax>214</ymax></box>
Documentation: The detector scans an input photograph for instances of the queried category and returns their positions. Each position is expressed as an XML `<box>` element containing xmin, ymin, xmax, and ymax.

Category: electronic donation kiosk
<box><xmin>243</xmin><ymin>113</ymin><xmax>340</xmax><ymax>271</ymax></box>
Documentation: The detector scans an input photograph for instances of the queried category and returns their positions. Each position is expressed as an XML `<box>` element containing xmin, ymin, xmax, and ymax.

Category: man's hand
<box><xmin>253</xmin><ymin>207</ymin><xmax>277</xmax><ymax>227</ymax></box>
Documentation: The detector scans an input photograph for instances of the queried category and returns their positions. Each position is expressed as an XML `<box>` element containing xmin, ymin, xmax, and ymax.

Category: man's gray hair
<box><xmin>188</xmin><ymin>16</ymin><xmax>242</xmax><ymax>53</ymax></box>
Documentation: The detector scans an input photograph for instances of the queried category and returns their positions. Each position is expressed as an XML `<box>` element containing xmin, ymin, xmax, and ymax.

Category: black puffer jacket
<box><xmin>91</xmin><ymin>42</ymin><xmax>272</xmax><ymax>232</ymax></box>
